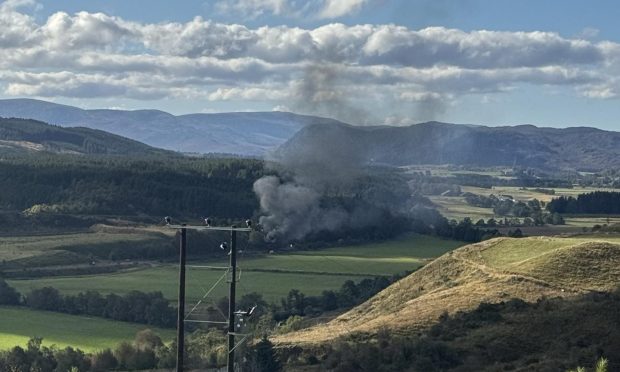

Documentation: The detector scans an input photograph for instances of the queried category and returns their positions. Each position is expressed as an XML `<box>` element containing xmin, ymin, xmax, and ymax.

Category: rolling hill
<box><xmin>0</xmin><ymin>99</ymin><xmax>342</xmax><ymax>155</ymax></box>
<box><xmin>0</xmin><ymin>117</ymin><xmax>172</xmax><ymax>156</ymax></box>
<box><xmin>276</xmin><ymin>235</ymin><xmax>620</xmax><ymax>346</ymax></box>
<box><xmin>277</xmin><ymin>121</ymin><xmax>620</xmax><ymax>171</ymax></box>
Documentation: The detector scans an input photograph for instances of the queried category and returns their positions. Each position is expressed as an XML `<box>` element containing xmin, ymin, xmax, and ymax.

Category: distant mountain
<box><xmin>0</xmin><ymin>99</ymin><xmax>341</xmax><ymax>155</ymax></box>
<box><xmin>0</xmin><ymin>117</ymin><xmax>171</xmax><ymax>156</ymax></box>
<box><xmin>278</xmin><ymin>121</ymin><xmax>620</xmax><ymax>171</ymax></box>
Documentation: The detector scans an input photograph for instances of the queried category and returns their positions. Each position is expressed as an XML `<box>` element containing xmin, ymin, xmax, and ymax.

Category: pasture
<box><xmin>435</xmin><ymin>185</ymin><xmax>620</xmax><ymax>226</ymax></box>
<box><xmin>0</xmin><ymin>228</ymin><xmax>172</xmax><ymax>268</ymax></box>
<box><xmin>8</xmin><ymin>234</ymin><xmax>464</xmax><ymax>303</ymax></box>
<box><xmin>0</xmin><ymin>306</ymin><xmax>175</xmax><ymax>352</ymax></box>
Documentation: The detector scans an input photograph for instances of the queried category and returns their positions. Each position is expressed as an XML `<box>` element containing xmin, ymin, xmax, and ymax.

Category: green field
<box><xmin>9</xmin><ymin>234</ymin><xmax>464</xmax><ymax>303</ymax></box>
<box><xmin>564</xmin><ymin>216</ymin><xmax>620</xmax><ymax>227</ymax></box>
<box><xmin>429</xmin><ymin>195</ymin><xmax>496</xmax><ymax>221</ymax></box>
<box><xmin>0</xmin><ymin>228</ymin><xmax>173</xmax><ymax>268</ymax></box>
<box><xmin>0</xmin><ymin>306</ymin><xmax>175</xmax><ymax>352</ymax></box>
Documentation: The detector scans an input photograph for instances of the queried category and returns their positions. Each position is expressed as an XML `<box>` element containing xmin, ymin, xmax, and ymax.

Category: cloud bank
<box><xmin>0</xmin><ymin>1</ymin><xmax>619</xmax><ymax>123</ymax></box>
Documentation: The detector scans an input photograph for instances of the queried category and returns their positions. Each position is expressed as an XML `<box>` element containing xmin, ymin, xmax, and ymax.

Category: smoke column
<box><xmin>253</xmin><ymin>123</ymin><xmax>412</xmax><ymax>242</ymax></box>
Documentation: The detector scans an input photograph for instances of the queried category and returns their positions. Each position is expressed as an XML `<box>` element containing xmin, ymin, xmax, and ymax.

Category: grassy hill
<box><xmin>0</xmin><ymin>117</ymin><xmax>171</xmax><ymax>155</ymax></box>
<box><xmin>277</xmin><ymin>235</ymin><xmax>620</xmax><ymax>345</ymax></box>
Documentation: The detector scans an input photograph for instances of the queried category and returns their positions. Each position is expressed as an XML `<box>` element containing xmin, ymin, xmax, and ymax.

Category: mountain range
<box><xmin>2</xmin><ymin>99</ymin><xmax>619</xmax><ymax>171</ymax></box>
<box><xmin>278</xmin><ymin>121</ymin><xmax>620</xmax><ymax>171</ymax></box>
<box><xmin>0</xmin><ymin>99</ymin><xmax>341</xmax><ymax>156</ymax></box>
<box><xmin>0</xmin><ymin>117</ymin><xmax>170</xmax><ymax>156</ymax></box>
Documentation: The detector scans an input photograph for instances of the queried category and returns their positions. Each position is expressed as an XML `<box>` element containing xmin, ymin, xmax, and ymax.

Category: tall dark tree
<box><xmin>0</xmin><ymin>279</ymin><xmax>20</xmax><ymax>305</ymax></box>
<box><xmin>254</xmin><ymin>336</ymin><xmax>281</xmax><ymax>372</ymax></box>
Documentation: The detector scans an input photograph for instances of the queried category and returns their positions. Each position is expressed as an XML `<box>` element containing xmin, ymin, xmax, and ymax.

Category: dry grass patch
<box><xmin>276</xmin><ymin>235</ymin><xmax>620</xmax><ymax>346</ymax></box>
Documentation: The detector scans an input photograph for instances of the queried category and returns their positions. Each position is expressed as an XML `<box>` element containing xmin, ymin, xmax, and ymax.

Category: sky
<box><xmin>1</xmin><ymin>0</ymin><xmax>620</xmax><ymax>130</ymax></box>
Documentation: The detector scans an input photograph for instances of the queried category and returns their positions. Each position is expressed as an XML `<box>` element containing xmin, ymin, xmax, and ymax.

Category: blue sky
<box><xmin>1</xmin><ymin>0</ymin><xmax>619</xmax><ymax>130</ymax></box>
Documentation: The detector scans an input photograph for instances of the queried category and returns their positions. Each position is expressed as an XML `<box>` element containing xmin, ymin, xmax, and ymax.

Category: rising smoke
<box><xmin>253</xmin><ymin>124</ymin><xmax>413</xmax><ymax>242</ymax></box>
<box><xmin>292</xmin><ymin>64</ymin><xmax>378</xmax><ymax>125</ymax></box>
<box><xmin>255</xmin><ymin>54</ymin><xmax>445</xmax><ymax>242</ymax></box>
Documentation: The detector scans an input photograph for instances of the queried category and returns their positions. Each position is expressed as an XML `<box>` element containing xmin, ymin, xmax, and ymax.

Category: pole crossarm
<box><xmin>185</xmin><ymin>320</ymin><xmax>228</xmax><ymax>325</ymax></box>
<box><xmin>167</xmin><ymin>224</ymin><xmax>252</xmax><ymax>232</ymax></box>
<box><xmin>187</xmin><ymin>265</ymin><xmax>229</xmax><ymax>270</ymax></box>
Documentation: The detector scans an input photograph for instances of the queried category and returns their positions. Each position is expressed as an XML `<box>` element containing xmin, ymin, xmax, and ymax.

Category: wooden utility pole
<box><xmin>227</xmin><ymin>227</ymin><xmax>238</xmax><ymax>372</ymax></box>
<box><xmin>176</xmin><ymin>226</ymin><xmax>187</xmax><ymax>372</ymax></box>
<box><xmin>166</xmin><ymin>222</ymin><xmax>251</xmax><ymax>372</ymax></box>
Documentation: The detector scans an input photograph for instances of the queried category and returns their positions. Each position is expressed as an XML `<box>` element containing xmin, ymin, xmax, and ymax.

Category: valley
<box><xmin>1</xmin><ymin>101</ymin><xmax>620</xmax><ymax>371</ymax></box>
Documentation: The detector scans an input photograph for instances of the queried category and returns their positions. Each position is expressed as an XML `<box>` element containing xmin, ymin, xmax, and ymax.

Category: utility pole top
<box><xmin>166</xmin><ymin>224</ymin><xmax>252</xmax><ymax>232</ymax></box>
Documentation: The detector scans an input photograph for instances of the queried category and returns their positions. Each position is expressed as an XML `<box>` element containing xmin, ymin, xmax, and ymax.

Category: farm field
<box><xmin>429</xmin><ymin>195</ymin><xmax>495</xmax><ymax>221</ymax></box>
<box><xmin>0</xmin><ymin>306</ymin><xmax>175</xmax><ymax>352</ymax></box>
<box><xmin>402</xmin><ymin>165</ymin><xmax>515</xmax><ymax>179</ymax></box>
<box><xmin>434</xmin><ymin>185</ymin><xmax>620</xmax><ymax>225</ymax></box>
<box><xmin>564</xmin><ymin>216</ymin><xmax>620</xmax><ymax>227</ymax></box>
<box><xmin>0</xmin><ymin>228</ymin><xmax>172</xmax><ymax>268</ymax></box>
<box><xmin>461</xmin><ymin>186</ymin><xmax>620</xmax><ymax>203</ymax></box>
<box><xmin>8</xmin><ymin>234</ymin><xmax>464</xmax><ymax>303</ymax></box>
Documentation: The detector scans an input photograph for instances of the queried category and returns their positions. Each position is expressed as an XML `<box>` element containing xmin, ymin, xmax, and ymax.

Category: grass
<box><xmin>8</xmin><ymin>234</ymin><xmax>464</xmax><ymax>303</ymax></box>
<box><xmin>428</xmin><ymin>195</ymin><xmax>495</xmax><ymax>221</ymax></box>
<box><xmin>278</xmin><ymin>234</ymin><xmax>620</xmax><ymax>345</ymax></box>
<box><xmin>0</xmin><ymin>230</ymin><xmax>171</xmax><ymax>267</ymax></box>
<box><xmin>2</xmin><ymin>233</ymin><xmax>464</xmax><ymax>354</ymax></box>
<box><xmin>432</xmin><ymin>185</ymin><xmax>620</xmax><ymax>227</ymax></box>
<box><xmin>10</xmin><ymin>267</ymin><xmax>365</xmax><ymax>303</ymax></box>
<box><xmin>0</xmin><ymin>306</ymin><xmax>175</xmax><ymax>352</ymax></box>
<box><xmin>461</xmin><ymin>186</ymin><xmax>620</xmax><ymax>203</ymax></box>
<box><xmin>478</xmin><ymin>235</ymin><xmax>620</xmax><ymax>268</ymax></box>
<box><xmin>564</xmin><ymin>216</ymin><xmax>620</xmax><ymax>228</ymax></box>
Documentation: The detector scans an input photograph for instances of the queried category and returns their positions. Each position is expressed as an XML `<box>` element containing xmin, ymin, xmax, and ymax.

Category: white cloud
<box><xmin>214</xmin><ymin>0</ymin><xmax>369</xmax><ymax>20</ymax></box>
<box><xmin>208</xmin><ymin>86</ymin><xmax>288</xmax><ymax>101</ymax></box>
<box><xmin>272</xmin><ymin>104</ymin><xmax>290</xmax><ymax>112</ymax></box>
<box><xmin>0</xmin><ymin>0</ymin><xmax>38</xmax><ymax>48</ymax></box>
<box><xmin>0</xmin><ymin>3</ymin><xmax>619</xmax><ymax>123</ymax></box>
<box><xmin>214</xmin><ymin>0</ymin><xmax>289</xmax><ymax>19</ymax></box>
<box><xmin>41</xmin><ymin>11</ymin><xmax>136</xmax><ymax>51</ymax></box>
<box><xmin>318</xmin><ymin>0</ymin><xmax>367</xmax><ymax>19</ymax></box>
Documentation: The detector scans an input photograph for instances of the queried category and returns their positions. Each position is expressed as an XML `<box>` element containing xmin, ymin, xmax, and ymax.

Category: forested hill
<box><xmin>0</xmin><ymin>153</ymin><xmax>264</xmax><ymax>218</ymax></box>
<box><xmin>278</xmin><ymin>121</ymin><xmax>620</xmax><ymax>171</ymax></box>
<box><xmin>0</xmin><ymin>117</ymin><xmax>172</xmax><ymax>156</ymax></box>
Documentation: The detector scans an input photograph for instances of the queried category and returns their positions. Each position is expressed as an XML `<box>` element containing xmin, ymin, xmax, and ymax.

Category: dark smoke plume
<box><xmin>253</xmin><ymin>126</ymin><xmax>412</xmax><ymax>242</ymax></box>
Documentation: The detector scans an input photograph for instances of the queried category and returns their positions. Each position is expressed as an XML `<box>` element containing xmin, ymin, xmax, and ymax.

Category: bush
<box><xmin>0</xmin><ymin>279</ymin><xmax>21</xmax><ymax>305</ymax></box>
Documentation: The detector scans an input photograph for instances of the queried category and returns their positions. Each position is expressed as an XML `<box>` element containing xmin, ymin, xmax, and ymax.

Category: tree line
<box><xmin>0</xmin><ymin>280</ymin><xmax>175</xmax><ymax>328</ymax></box>
<box><xmin>547</xmin><ymin>191</ymin><xmax>620</xmax><ymax>214</ymax></box>
<box><xmin>0</xmin><ymin>329</ymin><xmax>282</xmax><ymax>372</ymax></box>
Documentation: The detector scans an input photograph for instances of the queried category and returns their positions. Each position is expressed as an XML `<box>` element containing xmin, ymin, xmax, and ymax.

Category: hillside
<box><xmin>278</xmin><ymin>122</ymin><xmax>620</xmax><ymax>171</ymax></box>
<box><xmin>0</xmin><ymin>99</ymin><xmax>342</xmax><ymax>155</ymax></box>
<box><xmin>0</xmin><ymin>117</ymin><xmax>171</xmax><ymax>156</ymax></box>
<box><xmin>276</xmin><ymin>235</ymin><xmax>620</xmax><ymax>346</ymax></box>
<box><xmin>0</xmin><ymin>153</ymin><xmax>263</xmax><ymax>219</ymax></box>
